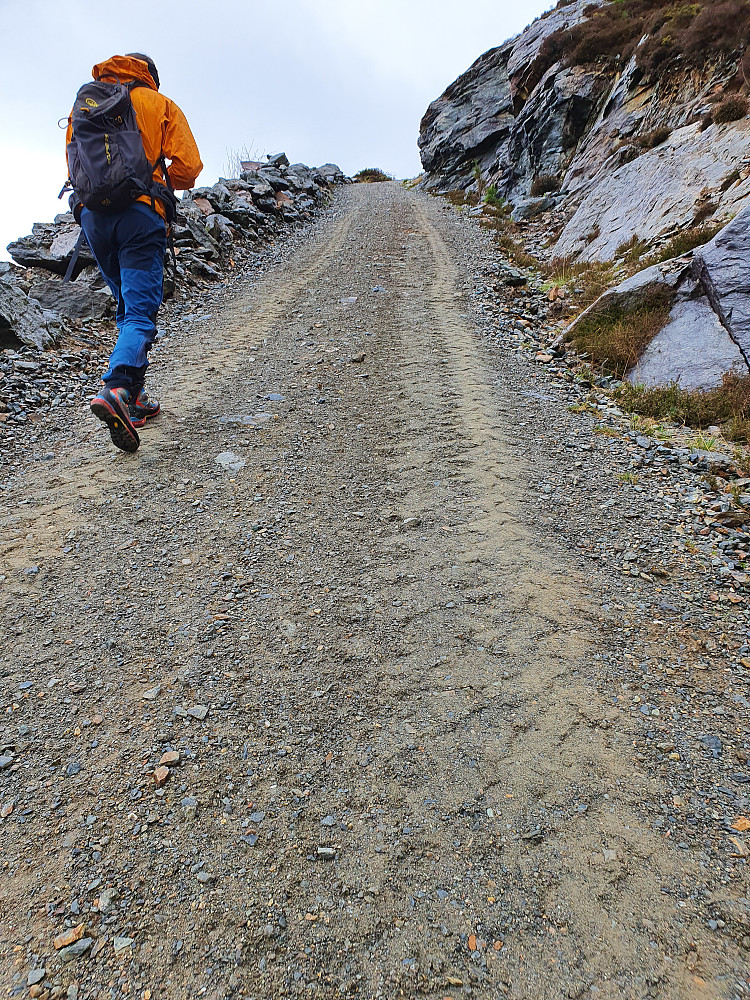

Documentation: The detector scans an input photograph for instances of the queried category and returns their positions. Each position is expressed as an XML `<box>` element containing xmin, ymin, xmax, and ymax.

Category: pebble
<box><xmin>27</xmin><ymin>970</ymin><xmax>46</xmax><ymax>986</ymax></box>
<box><xmin>112</xmin><ymin>936</ymin><xmax>134</xmax><ymax>954</ymax></box>
<box><xmin>59</xmin><ymin>938</ymin><xmax>93</xmax><ymax>963</ymax></box>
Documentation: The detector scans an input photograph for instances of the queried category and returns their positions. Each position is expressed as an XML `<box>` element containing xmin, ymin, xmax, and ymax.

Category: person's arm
<box><xmin>162</xmin><ymin>99</ymin><xmax>203</xmax><ymax>190</ymax></box>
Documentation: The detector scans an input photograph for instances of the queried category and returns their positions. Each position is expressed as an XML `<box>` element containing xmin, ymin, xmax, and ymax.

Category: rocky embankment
<box><xmin>0</xmin><ymin>155</ymin><xmax>347</xmax><ymax>434</ymax></box>
<box><xmin>418</xmin><ymin>0</ymin><xmax>750</xmax><ymax>390</ymax></box>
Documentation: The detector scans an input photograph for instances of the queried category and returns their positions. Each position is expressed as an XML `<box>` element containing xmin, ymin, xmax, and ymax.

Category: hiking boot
<box><xmin>90</xmin><ymin>386</ymin><xmax>140</xmax><ymax>453</ymax></box>
<box><xmin>129</xmin><ymin>388</ymin><xmax>161</xmax><ymax>428</ymax></box>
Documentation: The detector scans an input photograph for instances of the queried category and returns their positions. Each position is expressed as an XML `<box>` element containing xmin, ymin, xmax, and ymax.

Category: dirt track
<box><xmin>1</xmin><ymin>183</ymin><xmax>747</xmax><ymax>999</ymax></box>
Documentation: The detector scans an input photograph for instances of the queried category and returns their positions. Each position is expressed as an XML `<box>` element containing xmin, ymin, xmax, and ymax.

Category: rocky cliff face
<box><xmin>419</xmin><ymin>0</ymin><xmax>750</xmax><ymax>391</ymax></box>
<box><xmin>419</xmin><ymin>1</ymin><xmax>750</xmax><ymax>263</ymax></box>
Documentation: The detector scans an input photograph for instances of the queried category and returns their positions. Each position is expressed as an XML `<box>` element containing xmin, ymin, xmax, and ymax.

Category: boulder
<box><xmin>28</xmin><ymin>270</ymin><xmax>114</xmax><ymax>321</ymax></box>
<box><xmin>204</xmin><ymin>214</ymin><xmax>235</xmax><ymax>244</ymax></box>
<box><xmin>692</xmin><ymin>205</ymin><xmax>750</xmax><ymax>364</ymax></box>
<box><xmin>7</xmin><ymin>215</ymin><xmax>94</xmax><ymax>277</ymax></box>
<box><xmin>629</xmin><ymin>292</ymin><xmax>747</xmax><ymax>391</ymax></box>
<box><xmin>511</xmin><ymin>196</ymin><xmax>557</xmax><ymax>222</ymax></box>
<box><xmin>0</xmin><ymin>263</ymin><xmax>63</xmax><ymax>350</ymax></box>
<box><xmin>559</xmin><ymin>219</ymin><xmax>750</xmax><ymax>389</ymax></box>
<box><xmin>314</xmin><ymin>164</ymin><xmax>346</xmax><ymax>185</ymax></box>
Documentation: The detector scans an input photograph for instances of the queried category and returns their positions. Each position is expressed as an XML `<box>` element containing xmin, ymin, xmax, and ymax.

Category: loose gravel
<box><xmin>0</xmin><ymin>183</ymin><xmax>748</xmax><ymax>1000</ymax></box>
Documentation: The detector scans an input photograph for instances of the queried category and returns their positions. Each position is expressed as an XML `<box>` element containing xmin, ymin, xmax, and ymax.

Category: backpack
<box><xmin>66</xmin><ymin>79</ymin><xmax>177</xmax><ymax>223</ymax></box>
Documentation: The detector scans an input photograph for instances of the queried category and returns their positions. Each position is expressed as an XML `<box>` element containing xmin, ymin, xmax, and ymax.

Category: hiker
<box><xmin>65</xmin><ymin>53</ymin><xmax>202</xmax><ymax>452</ymax></box>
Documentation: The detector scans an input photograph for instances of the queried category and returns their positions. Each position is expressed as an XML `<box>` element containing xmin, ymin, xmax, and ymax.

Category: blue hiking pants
<box><xmin>81</xmin><ymin>203</ymin><xmax>167</xmax><ymax>392</ymax></box>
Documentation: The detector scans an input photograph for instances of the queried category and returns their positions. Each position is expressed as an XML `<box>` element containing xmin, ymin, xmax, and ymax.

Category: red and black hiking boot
<box><xmin>90</xmin><ymin>386</ymin><xmax>140</xmax><ymax>453</ymax></box>
<box><xmin>129</xmin><ymin>388</ymin><xmax>161</xmax><ymax>429</ymax></box>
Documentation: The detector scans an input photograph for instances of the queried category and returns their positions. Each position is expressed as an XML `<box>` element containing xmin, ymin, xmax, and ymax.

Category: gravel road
<box><xmin>1</xmin><ymin>183</ymin><xmax>748</xmax><ymax>1000</ymax></box>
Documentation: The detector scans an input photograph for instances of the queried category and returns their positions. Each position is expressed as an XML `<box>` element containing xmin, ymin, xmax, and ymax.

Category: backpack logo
<box><xmin>85</xmin><ymin>98</ymin><xmax>98</xmax><ymax>107</ymax></box>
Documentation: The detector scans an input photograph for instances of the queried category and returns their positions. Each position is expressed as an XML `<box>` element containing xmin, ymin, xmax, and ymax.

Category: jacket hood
<box><xmin>92</xmin><ymin>55</ymin><xmax>158</xmax><ymax>90</ymax></box>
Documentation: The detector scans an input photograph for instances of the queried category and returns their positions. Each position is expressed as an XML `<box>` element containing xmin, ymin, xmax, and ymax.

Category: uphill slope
<box><xmin>0</xmin><ymin>183</ymin><xmax>746</xmax><ymax>1000</ymax></box>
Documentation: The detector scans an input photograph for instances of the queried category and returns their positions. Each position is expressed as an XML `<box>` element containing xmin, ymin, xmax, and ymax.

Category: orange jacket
<box><xmin>66</xmin><ymin>55</ymin><xmax>203</xmax><ymax>221</ymax></box>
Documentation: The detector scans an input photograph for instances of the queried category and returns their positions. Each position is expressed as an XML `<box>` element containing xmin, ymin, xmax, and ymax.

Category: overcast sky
<box><xmin>0</xmin><ymin>0</ymin><xmax>552</xmax><ymax>260</ymax></box>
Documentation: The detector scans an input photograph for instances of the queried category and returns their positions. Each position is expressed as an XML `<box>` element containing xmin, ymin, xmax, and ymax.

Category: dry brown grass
<box><xmin>534</xmin><ymin>0</ymin><xmax>750</xmax><ymax>85</ymax></box>
<box><xmin>618</xmin><ymin>371</ymin><xmax>750</xmax><ymax>442</ymax></box>
<box><xmin>568</xmin><ymin>286</ymin><xmax>673</xmax><ymax>376</ymax></box>
<box><xmin>440</xmin><ymin>189</ymin><xmax>480</xmax><ymax>207</ymax></box>
<box><xmin>645</xmin><ymin>222</ymin><xmax>725</xmax><ymax>263</ymax></box>
<box><xmin>713</xmin><ymin>95</ymin><xmax>749</xmax><ymax>122</ymax></box>
<box><xmin>544</xmin><ymin>257</ymin><xmax>617</xmax><ymax>312</ymax></box>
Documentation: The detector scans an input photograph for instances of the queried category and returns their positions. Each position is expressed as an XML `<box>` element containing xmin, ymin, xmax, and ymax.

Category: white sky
<box><xmin>0</xmin><ymin>0</ymin><xmax>552</xmax><ymax>260</ymax></box>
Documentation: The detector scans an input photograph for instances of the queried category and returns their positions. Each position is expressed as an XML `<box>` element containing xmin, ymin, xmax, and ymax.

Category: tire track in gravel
<box><xmin>0</xmin><ymin>183</ymin><xmax>741</xmax><ymax>1000</ymax></box>
<box><xmin>0</xmin><ymin>206</ymin><xmax>357</xmax><ymax>582</ymax></box>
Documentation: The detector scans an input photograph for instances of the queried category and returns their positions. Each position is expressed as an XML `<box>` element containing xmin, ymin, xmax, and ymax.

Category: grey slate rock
<box><xmin>7</xmin><ymin>215</ymin><xmax>94</xmax><ymax>276</ymax></box>
<box><xmin>629</xmin><ymin>295</ymin><xmax>747</xmax><ymax>391</ymax></box>
<box><xmin>692</xmin><ymin>205</ymin><xmax>750</xmax><ymax>365</ymax></box>
<box><xmin>28</xmin><ymin>274</ymin><xmax>114</xmax><ymax>321</ymax></box>
<box><xmin>0</xmin><ymin>265</ymin><xmax>62</xmax><ymax>350</ymax></box>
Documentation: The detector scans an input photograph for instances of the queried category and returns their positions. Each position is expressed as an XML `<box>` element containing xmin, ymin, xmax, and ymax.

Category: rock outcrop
<box><xmin>419</xmin><ymin>1</ymin><xmax>750</xmax><ymax>264</ymax></box>
<box><xmin>560</xmin><ymin>207</ymin><xmax>750</xmax><ymax>390</ymax></box>
<box><xmin>419</xmin><ymin>1</ymin><xmax>750</xmax><ymax>389</ymax></box>
<box><xmin>2</xmin><ymin>157</ymin><xmax>347</xmax><ymax>350</ymax></box>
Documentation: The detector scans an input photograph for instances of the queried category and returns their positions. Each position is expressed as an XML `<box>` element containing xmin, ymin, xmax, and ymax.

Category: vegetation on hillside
<box><xmin>532</xmin><ymin>1</ymin><xmax>750</xmax><ymax>89</ymax></box>
<box><xmin>354</xmin><ymin>168</ymin><xmax>393</xmax><ymax>183</ymax></box>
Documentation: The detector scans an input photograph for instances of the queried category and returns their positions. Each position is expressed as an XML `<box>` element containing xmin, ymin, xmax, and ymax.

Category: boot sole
<box><xmin>91</xmin><ymin>397</ymin><xmax>140</xmax><ymax>453</ymax></box>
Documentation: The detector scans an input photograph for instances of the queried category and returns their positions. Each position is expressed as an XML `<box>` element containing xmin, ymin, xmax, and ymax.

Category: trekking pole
<box><xmin>63</xmin><ymin>231</ymin><xmax>87</xmax><ymax>284</ymax></box>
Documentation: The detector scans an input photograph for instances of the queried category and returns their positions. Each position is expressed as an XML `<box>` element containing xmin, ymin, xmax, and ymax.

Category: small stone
<box><xmin>350</xmin><ymin>353</ymin><xmax>366</xmax><ymax>363</ymax></box>
<box><xmin>142</xmin><ymin>685</ymin><xmax>161</xmax><ymax>701</ymax></box>
<box><xmin>158</xmin><ymin>750</ymin><xmax>181</xmax><ymax>766</ymax></box>
<box><xmin>97</xmin><ymin>887</ymin><xmax>118</xmax><ymax>913</ymax></box>
<box><xmin>112</xmin><ymin>936</ymin><xmax>134</xmax><ymax>955</ymax></box>
<box><xmin>29</xmin><ymin>986</ymin><xmax>47</xmax><ymax>999</ymax></box>
<box><xmin>321</xmin><ymin>814</ymin><xmax>336</xmax><ymax>827</ymax></box>
<box><xmin>54</xmin><ymin>924</ymin><xmax>86</xmax><ymax>950</ymax></box>
<box><xmin>181</xmin><ymin>797</ymin><xmax>198</xmax><ymax>820</ymax></box>
<box><xmin>215</xmin><ymin>451</ymin><xmax>246</xmax><ymax>472</ymax></box>
<box><xmin>28</xmin><ymin>970</ymin><xmax>46</xmax><ymax>986</ymax></box>
<box><xmin>59</xmin><ymin>938</ymin><xmax>93</xmax><ymax>963</ymax></box>
<box><xmin>153</xmin><ymin>766</ymin><xmax>170</xmax><ymax>787</ymax></box>
<box><xmin>0</xmin><ymin>756</ymin><xmax>13</xmax><ymax>769</ymax></box>
<box><xmin>195</xmin><ymin>870</ymin><xmax>215</xmax><ymax>883</ymax></box>
<box><xmin>187</xmin><ymin>705</ymin><xmax>208</xmax><ymax>720</ymax></box>
<box><xmin>65</xmin><ymin>762</ymin><xmax>81</xmax><ymax>777</ymax></box>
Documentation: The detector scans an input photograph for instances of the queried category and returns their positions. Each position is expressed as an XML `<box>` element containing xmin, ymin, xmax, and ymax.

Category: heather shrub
<box><xmin>713</xmin><ymin>95</ymin><xmax>749</xmax><ymax>122</ymax></box>
<box><xmin>637</xmin><ymin>126</ymin><xmax>672</xmax><ymax>149</ymax></box>
<box><xmin>530</xmin><ymin>173</ymin><xmax>561</xmax><ymax>196</ymax></box>
<box><xmin>531</xmin><ymin>0</ymin><xmax>750</xmax><ymax>87</ymax></box>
